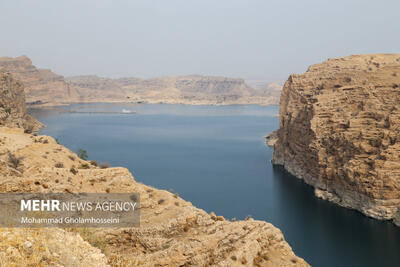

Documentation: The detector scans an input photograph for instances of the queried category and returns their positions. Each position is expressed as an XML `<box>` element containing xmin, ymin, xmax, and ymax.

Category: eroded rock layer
<box><xmin>273</xmin><ymin>54</ymin><xmax>400</xmax><ymax>225</ymax></box>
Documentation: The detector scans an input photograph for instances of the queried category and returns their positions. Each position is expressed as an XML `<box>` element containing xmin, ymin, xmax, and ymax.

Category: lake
<box><xmin>31</xmin><ymin>103</ymin><xmax>400</xmax><ymax>267</ymax></box>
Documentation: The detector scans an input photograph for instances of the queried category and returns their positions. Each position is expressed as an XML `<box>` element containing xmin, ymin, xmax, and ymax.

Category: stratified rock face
<box><xmin>67</xmin><ymin>75</ymin><xmax>280</xmax><ymax>106</ymax></box>
<box><xmin>0</xmin><ymin>126</ymin><xmax>308</xmax><ymax>266</ymax></box>
<box><xmin>0</xmin><ymin>72</ymin><xmax>40</xmax><ymax>130</ymax></box>
<box><xmin>0</xmin><ymin>56</ymin><xmax>79</xmax><ymax>104</ymax></box>
<box><xmin>273</xmin><ymin>54</ymin><xmax>400</xmax><ymax>225</ymax></box>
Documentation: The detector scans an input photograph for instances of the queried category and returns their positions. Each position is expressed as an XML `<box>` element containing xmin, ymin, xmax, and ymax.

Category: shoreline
<box><xmin>27</xmin><ymin>100</ymin><xmax>279</xmax><ymax>109</ymax></box>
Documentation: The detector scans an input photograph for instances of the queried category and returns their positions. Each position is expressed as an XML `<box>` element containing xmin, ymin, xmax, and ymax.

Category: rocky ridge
<box><xmin>272</xmin><ymin>54</ymin><xmax>400</xmax><ymax>225</ymax></box>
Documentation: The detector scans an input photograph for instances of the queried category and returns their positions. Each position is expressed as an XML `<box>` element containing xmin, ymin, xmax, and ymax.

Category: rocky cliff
<box><xmin>0</xmin><ymin>56</ymin><xmax>80</xmax><ymax>104</ymax></box>
<box><xmin>0</xmin><ymin>72</ymin><xmax>40</xmax><ymax>130</ymax></box>
<box><xmin>272</xmin><ymin>54</ymin><xmax>400</xmax><ymax>225</ymax></box>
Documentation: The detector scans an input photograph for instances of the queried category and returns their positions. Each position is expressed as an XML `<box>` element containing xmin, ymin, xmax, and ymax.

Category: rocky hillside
<box><xmin>67</xmin><ymin>75</ymin><xmax>280</xmax><ymax>105</ymax></box>
<box><xmin>272</xmin><ymin>54</ymin><xmax>400</xmax><ymax>225</ymax></box>
<box><xmin>0</xmin><ymin>72</ymin><xmax>40</xmax><ymax>130</ymax></box>
<box><xmin>0</xmin><ymin>126</ymin><xmax>308</xmax><ymax>266</ymax></box>
<box><xmin>0</xmin><ymin>56</ymin><xmax>79</xmax><ymax>104</ymax></box>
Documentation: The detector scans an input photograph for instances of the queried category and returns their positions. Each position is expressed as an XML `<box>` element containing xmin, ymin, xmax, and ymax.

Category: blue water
<box><xmin>31</xmin><ymin>103</ymin><xmax>400</xmax><ymax>267</ymax></box>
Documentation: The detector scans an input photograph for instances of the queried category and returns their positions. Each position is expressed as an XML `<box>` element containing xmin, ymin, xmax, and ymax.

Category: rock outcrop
<box><xmin>0</xmin><ymin>56</ymin><xmax>80</xmax><ymax>104</ymax></box>
<box><xmin>0</xmin><ymin>228</ymin><xmax>109</xmax><ymax>266</ymax></box>
<box><xmin>272</xmin><ymin>54</ymin><xmax>400</xmax><ymax>225</ymax></box>
<box><xmin>0</xmin><ymin>72</ymin><xmax>40</xmax><ymax>130</ymax></box>
<box><xmin>0</xmin><ymin>126</ymin><xmax>308</xmax><ymax>266</ymax></box>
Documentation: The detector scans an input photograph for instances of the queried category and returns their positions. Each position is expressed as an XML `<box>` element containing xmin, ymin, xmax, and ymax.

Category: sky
<box><xmin>0</xmin><ymin>0</ymin><xmax>399</xmax><ymax>82</ymax></box>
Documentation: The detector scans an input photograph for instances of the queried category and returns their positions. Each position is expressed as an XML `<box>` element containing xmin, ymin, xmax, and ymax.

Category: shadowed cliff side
<box><xmin>272</xmin><ymin>54</ymin><xmax>400</xmax><ymax>226</ymax></box>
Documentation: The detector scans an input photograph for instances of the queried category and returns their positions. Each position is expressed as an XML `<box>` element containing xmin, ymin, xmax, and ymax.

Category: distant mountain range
<box><xmin>0</xmin><ymin>56</ymin><xmax>281</xmax><ymax>106</ymax></box>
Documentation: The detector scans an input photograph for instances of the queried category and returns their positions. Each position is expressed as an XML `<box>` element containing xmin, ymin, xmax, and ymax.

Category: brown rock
<box><xmin>0</xmin><ymin>71</ymin><xmax>41</xmax><ymax>130</ymax></box>
<box><xmin>0</xmin><ymin>56</ymin><xmax>79</xmax><ymax>104</ymax></box>
<box><xmin>273</xmin><ymin>54</ymin><xmax>400</xmax><ymax>225</ymax></box>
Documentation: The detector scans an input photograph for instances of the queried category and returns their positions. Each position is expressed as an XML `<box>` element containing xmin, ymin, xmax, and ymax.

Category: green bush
<box><xmin>77</xmin><ymin>149</ymin><xmax>88</xmax><ymax>160</ymax></box>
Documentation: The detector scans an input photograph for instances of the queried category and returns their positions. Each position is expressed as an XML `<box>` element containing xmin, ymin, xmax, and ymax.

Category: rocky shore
<box><xmin>272</xmin><ymin>54</ymin><xmax>400</xmax><ymax>226</ymax></box>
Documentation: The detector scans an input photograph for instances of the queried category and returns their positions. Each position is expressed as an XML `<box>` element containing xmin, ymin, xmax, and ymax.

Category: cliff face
<box><xmin>273</xmin><ymin>54</ymin><xmax>400</xmax><ymax>225</ymax></box>
<box><xmin>0</xmin><ymin>56</ymin><xmax>79</xmax><ymax>104</ymax></box>
<box><xmin>0</xmin><ymin>126</ymin><xmax>308</xmax><ymax>266</ymax></box>
<box><xmin>67</xmin><ymin>75</ymin><xmax>280</xmax><ymax>106</ymax></box>
<box><xmin>0</xmin><ymin>72</ymin><xmax>40</xmax><ymax>130</ymax></box>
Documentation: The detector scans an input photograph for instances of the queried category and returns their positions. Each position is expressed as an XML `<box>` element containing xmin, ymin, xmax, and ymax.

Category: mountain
<box><xmin>66</xmin><ymin>74</ymin><xmax>281</xmax><ymax>106</ymax></box>
<box><xmin>0</xmin><ymin>56</ymin><xmax>281</xmax><ymax>106</ymax></box>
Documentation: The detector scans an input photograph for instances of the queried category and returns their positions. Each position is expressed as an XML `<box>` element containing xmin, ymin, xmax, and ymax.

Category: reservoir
<box><xmin>31</xmin><ymin>103</ymin><xmax>400</xmax><ymax>267</ymax></box>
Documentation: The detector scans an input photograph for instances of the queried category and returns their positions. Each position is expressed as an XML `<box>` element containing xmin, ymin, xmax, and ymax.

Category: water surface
<box><xmin>31</xmin><ymin>103</ymin><xmax>400</xmax><ymax>267</ymax></box>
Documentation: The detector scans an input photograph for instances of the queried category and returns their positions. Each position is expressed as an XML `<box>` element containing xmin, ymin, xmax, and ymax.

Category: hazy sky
<box><xmin>0</xmin><ymin>0</ymin><xmax>399</xmax><ymax>82</ymax></box>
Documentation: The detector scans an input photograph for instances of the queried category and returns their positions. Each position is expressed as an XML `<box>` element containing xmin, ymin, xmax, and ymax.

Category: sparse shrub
<box><xmin>99</xmin><ymin>162</ymin><xmax>110</xmax><ymax>169</ymax></box>
<box><xmin>42</xmin><ymin>139</ymin><xmax>49</xmax><ymax>144</ymax></box>
<box><xmin>344</xmin><ymin>77</ymin><xmax>352</xmax><ymax>83</ymax></box>
<box><xmin>5</xmin><ymin>108</ymin><xmax>11</xmax><ymax>114</ymax></box>
<box><xmin>55</xmin><ymin>162</ymin><xmax>64</xmax><ymax>168</ymax></box>
<box><xmin>24</xmin><ymin>124</ymin><xmax>34</xmax><ymax>134</ymax></box>
<box><xmin>78</xmin><ymin>163</ymin><xmax>90</xmax><ymax>169</ymax></box>
<box><xmin>158</xmin><ymin>199</ymin><xmax>165</xmax><ymax>205</ymax></box>
<box><xmin>70</xmin><ymin>167</ymin><xmax>78</xmax><ymax>175</ymax></box>
<box><xmin>77</xmin><ymin>148</ymin><xmax>88</xmax><ymax>160</ymax></box>
<box><xmin>8</xmin><ymin>152</ymin><xmax>23</xmax><ymax>169</ymax></box>
<box><xmin>68</xmin><ymin>155</ymin><xmax>75</xmax><ymax>161</ymax></box>
<box><xmin>90</xmin><ymin>160</ymin><xmax>98</xmax><ymax>167</ymax></box>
